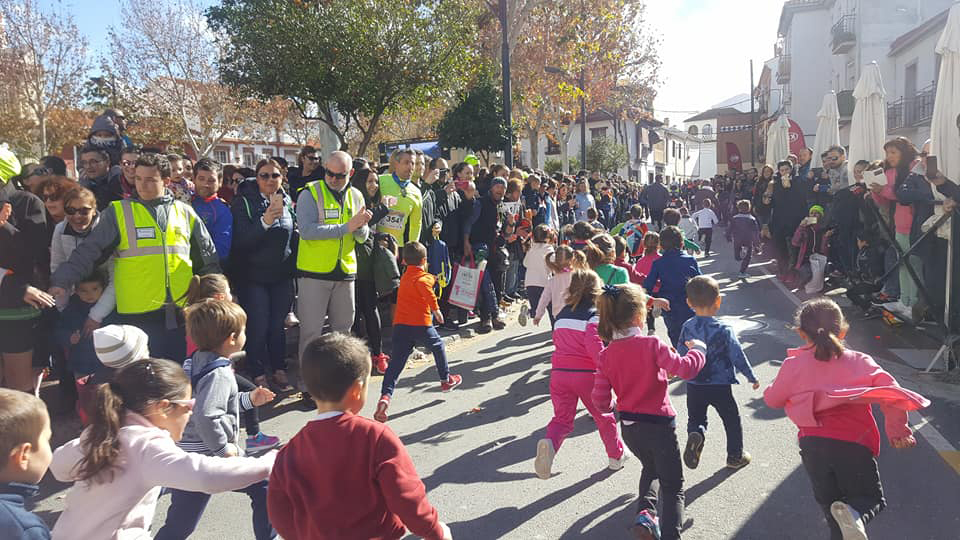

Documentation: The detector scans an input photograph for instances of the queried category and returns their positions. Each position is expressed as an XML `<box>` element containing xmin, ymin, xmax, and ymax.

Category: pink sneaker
<box><xmin>373</xmin><ymin>354</ymin><xmax>390</xmax><ymax>375</ymax></box>
<box><xmin>374</xmin><ymin>395</ymin><xmax>390</xmax><ymax>423</ymax></box>
<box><xmin>440</xmin><ymin>374</ymin><xmax>462</xmax><ymax>392</ymax></box>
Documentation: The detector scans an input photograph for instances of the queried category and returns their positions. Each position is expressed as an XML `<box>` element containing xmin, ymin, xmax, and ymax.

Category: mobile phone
<box><xmin>438</xmin><ymin>168</ymin><xmax>449</xmax><ymax>182</ymax></box>
<box><xmin>926</xmin><ymin>155</ymin><xmax>939</xmax><ymax>180</ymax></box>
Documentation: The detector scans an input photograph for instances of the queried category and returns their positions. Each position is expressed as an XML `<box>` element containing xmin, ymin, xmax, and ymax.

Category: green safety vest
<box><xmin>112</xmin><ymin>199</ymin><xmax>195</xmax><ymax>314</ymax></box>
<box><xmin>296</xmin><ymin>181</ymin><xmax>361</xmax><ymax>275</ymax></box>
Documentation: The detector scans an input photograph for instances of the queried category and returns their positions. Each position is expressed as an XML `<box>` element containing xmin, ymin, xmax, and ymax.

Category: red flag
<box><xmin>788</xmin><ymin>119</ymin><xmax>807</xmax><ymax>155</ymax></box>
<box><xmin>726</xmin><ymin>142</ymin><xmax>743</xmax><ymax>171</ymax></box>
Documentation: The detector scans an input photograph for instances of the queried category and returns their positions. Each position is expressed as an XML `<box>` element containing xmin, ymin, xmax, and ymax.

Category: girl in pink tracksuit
<box><xmin>764</xmin><ymin>298</ymin><xmax>928</xmax><ymax>540</ymax></box>
<box><xmin>534</xmin><ymin>269</ymin><xmax>626</xmax><ymax>480</ymax></box>
<box><xmin>533</xmin><ymin>245</ymin><xmax>587</xmax><ymax>327</ymax></box>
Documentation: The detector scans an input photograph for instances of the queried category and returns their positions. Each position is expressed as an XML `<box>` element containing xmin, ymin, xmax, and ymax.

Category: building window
<box><xmin>214</xmin><ymin>149</ymin><xmax>229</xmax><ymax>164</ymax></box>
<box><xmin>242</xmin><ymin>151</ymin><xmax>254</xmax><ymax>166</ymax></box>
<box><xmin>590</xmin><ymin>127</ymin><xmax>608</xmax><ymax>140</ymax></box>
<box><xmin>688</xmin><ymin>125</ymin><xmax>698</xmax><ymax>136</ymax></box>
<box><xmin>702</xmin><ymin>124</ymin><xmax>713</xmax><ymax>136</ymax></box>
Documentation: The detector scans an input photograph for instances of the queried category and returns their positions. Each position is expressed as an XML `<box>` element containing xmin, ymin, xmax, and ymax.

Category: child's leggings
<box><xmin>799</xmin><ymin>436</ymin><xmax>885</xmax><ymax>540</ymax></box>
<box><xmin>155</xmin><ymin>480</ymin><xmax>274</xmax><ymax>540</ymax></box>
<box><xmin>621</xmin><ymin>420</ymin><xmax>684</xmax><ymax>540</ymax></box>
<box><xmin>380</xmin><ymin>324</ymin><xmax>450</xmax><ymax>397</ymax></box>
<box><xmin>545</xmin><ymin>370</ymin><xmax>623</xmax><ymax>459</ymax></box>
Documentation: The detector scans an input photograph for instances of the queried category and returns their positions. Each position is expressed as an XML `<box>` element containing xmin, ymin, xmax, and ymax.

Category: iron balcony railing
<box><xmin>887</xmin><ymin>83</ymin><xmax>937</xmax><ymax>132</ymax></box>
<box><xmin>831</xmin><ymin>14</ymin><xmax>856</xmax><ymax>54</ymax></box>
<box><xmin>777</xmin><ymin>55</ymin><xmax>791</xmax><ymax>83</ymax></box>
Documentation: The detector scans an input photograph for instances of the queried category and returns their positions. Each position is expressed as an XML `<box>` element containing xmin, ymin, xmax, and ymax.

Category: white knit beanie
<box><xmin>93</xmin><ymin>325</ymin><xmax>150</xmax><ymax>369</ymax></box>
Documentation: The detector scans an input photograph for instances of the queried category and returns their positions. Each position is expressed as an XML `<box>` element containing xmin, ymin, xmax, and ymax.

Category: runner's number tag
<box><xmin>379</xmin><ymin>212</ymin><xmax>404</xmax><ymax>231</ymax></box>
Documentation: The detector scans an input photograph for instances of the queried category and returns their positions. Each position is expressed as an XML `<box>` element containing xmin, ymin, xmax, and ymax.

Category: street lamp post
<box><xmin>545</xmin><ymin>66</ymin><xmax>587</xmax><ymax>171</ymax></box>
<box><xmin>500</xmin><ymin>0</ymin><xmax>513</xmax><ymax>167</ymax></box>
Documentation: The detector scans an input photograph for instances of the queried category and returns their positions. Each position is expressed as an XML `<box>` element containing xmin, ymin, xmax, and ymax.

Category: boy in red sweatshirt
<box><xmin>375</xmin><ymin>242</ymin><xmax>462</xmax><ymax>422</ymax></box>
<box><xmin>267</xmin><ymin>333</ymin><xmax>452</xmax><ymax>540</ymax></box>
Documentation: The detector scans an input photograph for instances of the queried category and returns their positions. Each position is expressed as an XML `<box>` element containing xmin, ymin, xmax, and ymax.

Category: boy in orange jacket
<box><xmin>375</xmin><ymin>242</ymin><xmax>462</xmax><ymax>422</ymax></box>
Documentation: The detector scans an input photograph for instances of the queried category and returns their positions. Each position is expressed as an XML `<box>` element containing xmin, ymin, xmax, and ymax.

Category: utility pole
<box><xmin>500</xmin><ymin>0</ymin><xmax>513</xmax><ymax>167</ymax></box>
<box><xmin>750</xmin><ymin>59</ymin><xmax>756</xmax><ymax>167</ymax></box>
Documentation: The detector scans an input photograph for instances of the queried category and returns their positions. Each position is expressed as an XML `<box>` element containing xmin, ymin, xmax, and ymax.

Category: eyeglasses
<box><xmin>325</xmin><ymin>171</ymin><xmax>348</xmax><ymax>180</ymax></box>
<box><xmin>305</xmin><ymin>155</ymin><xmax>320</xmax><ymax>162</ymax></box>
<box><xmin>65</xmin><ymin>206</ymin><xmax>93</xmax><ymax>216</ymax></box>
<box><xmin>78</xmin><ymin>159</ymin><xmax>105</xmax><ymax>167</ymax></box>
<box><xmin>121</xmin><ymin>159</ymin><xmax>137</xmax><ymax>167</ymax></box>
<box><xmin>258</xmin><ymin>172</ymin><xmax>282</xmax><ymax>179</ymax></box>
<box><xmin>27</xmin><ymin>167</ymin><xmax>51</xmax><ymax>178</ymax></box>
<box><xmin>168</xmin><ymin>398</ymin><xmax>195</xmax><ymax>411</ymax></box>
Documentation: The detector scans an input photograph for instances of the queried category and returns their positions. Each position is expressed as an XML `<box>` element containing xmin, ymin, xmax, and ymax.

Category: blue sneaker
<box><xmin>632</xmin><ymin>510</ymin><xmax>661</xmax><ymax>540</ymax></box>
<box><xmin>245</xmin><ymin>432</ymin><xmax>281</xmax><ymax>453</ymax></box>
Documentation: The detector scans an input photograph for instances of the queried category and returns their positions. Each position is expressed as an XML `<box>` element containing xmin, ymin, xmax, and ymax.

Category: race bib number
<box><xmin>135</xmin><ymin>227</ymin><xmax>156</xmax><ymax>240</ymax></box>
<box><xmin>324</xmin><ymin>208</ymin><xmax>340</xmax><ymax>221</ymax></box>
<box><xmin>379</xmin><ymin>211</ymin><xmax>404</xmax><ymax>232</ymax></box>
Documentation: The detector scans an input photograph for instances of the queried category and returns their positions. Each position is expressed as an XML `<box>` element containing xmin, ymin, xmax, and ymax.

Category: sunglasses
<box><xmin>168</xmin><ymin>398</ymin><xmax>195</xmax><ymax>411</ymax></box>
<box><xmin>65</xmin><ymin>206</ymin><xmax>93</xmax><ymax>216</ymax></box>
<box><xmin>305</xmin><ymin>155</ymin><xmax>320</xmax><ymax>161</ymax></box>
<box><xmin>27</xmin><ymin>167</ymin><xmax>51</xmax><ymax>178</ymax></box>
<box><xmin>121</xmin><ymin>159</ymin><xmax>137</xmax><ymax>167</ymax></box>
<box><xmin>41</xmin><ymin>193</ymin><xmax>62</xmax><ymax>202</ymax></box>
<box><xmin>325</xmin><ymin>171</ymin><xmax>348</xmax><ymax>180</ymax></box>
<box><xmin>258</xmin><ymin>172</ymin><xmax>282</xmax><ymax>179</ymax></box>
<box><xmin>78</xmin><ymin>159</ymin><xmax>105</xmax><ymax>167</ymax></box>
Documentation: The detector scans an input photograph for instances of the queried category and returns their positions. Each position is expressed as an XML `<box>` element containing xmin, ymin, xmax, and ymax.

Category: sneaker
<box><xmin>631</xmin><ymin>510</ymin><xmax>661</xmax><ymax>540</ymax></box>
<box><xmin>491</xmin><ymin>318</ymin><xmax>506</xmax><ymax>330</ymax></box>
<box><xmin>608</xmin><ymin>452</ymin><xmax>629</xmax><ymax>471</ymax></box>
<box><xmin>478</xmin><ymin>319</ymin><xmax>493</xmax><ymax>334</ymax></box>
<box><xmin>245</xmin><ymin>432</ymin><xmax>281</xmax><ymax>453</ymax></box>
<box><xmin>271</xmin><ymin>370</ymin><xmax>293</xmax><ymax>391</ymax></box>
<box><xmin>441</xmin><ymin>320</ymin><xmax>460</xmax><ymax>331</ymax></box>
<box><xmin>440</xmin><ymin>374</ymin><xmax>462</xmax><ymax>392</ymax></box>
<box><xmin>534</xmin><ymin>438</ymin><xmax>556</xmax><ymax>479</ymax></box>
<box><xmin>518</xmin><ymin>306</ymin><xmax>528</xmax><ymax>326</ymax></box>
<box><xmin>683</xmin><ymin>431</ymin><xmax>705</xmax><ymax>469</ymax></box>
<box><xmin>373</xmin><ymin>354</ymin><xmax>390</xmax><ymax>375</ymax></box>
<box><xmin>881</xmin><ymin>300</ymin><xmax>912</xmax><ymax>321</ymax></box>
<box><xmin>870</xmin><ymin>292</ymin><xmax>897</xmax><ymax>305</ymax></box>
<box><xmin>738</xmin><ymin>271</ymin><xmax>749</xmax><ymax>279</ymax></box>
<box><xmin>374</xmin><ymin>395</ymin><xmax>390</xmax><ymax>423</ymax></box>
<box><xmin>830</xmin><ymin>501</ymin><xmax>867</xmax><ymax>540</ymax></box>
<box><xmin>726</xmin><ymin>451</ymin><xmax>752</xmax><ymax>469</ymax></box>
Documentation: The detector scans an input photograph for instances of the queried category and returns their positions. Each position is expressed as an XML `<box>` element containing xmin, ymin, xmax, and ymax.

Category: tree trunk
<box><xmin>355</xmin><ymin>109</ymin><xmax>384</xmax><ymax>158</ymax></box>
<box><xmin>38</xmin><ymin>111</ymin><xmax>47</xmax><ymax>157</ymax></box>
<box><xmin>527</xmin><ymin>127</ymin><xmax>540</xmax><ymax>169</ymax></box>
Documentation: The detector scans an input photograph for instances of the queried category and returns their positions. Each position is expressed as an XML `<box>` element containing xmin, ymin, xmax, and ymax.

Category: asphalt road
<box><xmin>35</xmin><ymin>232</ymin><xmax>960</xmax><ymax>539</ymax></box>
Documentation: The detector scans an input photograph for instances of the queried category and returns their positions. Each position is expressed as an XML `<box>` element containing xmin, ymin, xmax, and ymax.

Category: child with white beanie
<box><xmin>74</xmin><ymin>325</ymin><xmax>150</xmax><ymax>424</ymax></box>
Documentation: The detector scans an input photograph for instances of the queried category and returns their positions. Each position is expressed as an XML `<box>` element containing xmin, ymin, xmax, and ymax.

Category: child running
<box><xmin>533</xmin><ymin>246</ymin><xmax>587</xmax><ymax>327</ymax></box>
<box><xmin>633</xmin><ymin>232</ymin><xmax>663</xmax><ymax>335</ymax></box>
<box><xmin>585</xmin><ymin>233</ymin><xmax>629</xmax><ymax>285</ymax></box>
<box><xmin>535</xmin><ymin>269</ymin><xmax>627</xmax><ymax>480</ymax></box>
<box><xmin>643</xmin><ymin>226</ymin><xmax>701</xmax><ymax>347</ymax></box>
<box><xmin>156</xmin><ymin>300</ymin><xmax>277</xmax><ymax>539</ymax></box>
<box><xmin>678</xmin><ymin>276</ymin><xmax>759</xmax><ymax>471</ymax></box>
<box><xmin>50</xmin><ymin>358</ymin><xmax>275</xmax><ymax>540</ymax></box>
<box><xmin>268</xmin><ymin>333</ymin><xmax>452</xmax><ymax>540</ymax></box>
<box><xmin>728</xmin><ymin>200</ymin><xmax>760</xmax><ymax>279</ymax></box>
<box><xmin>691</xmin><ymin>199</ymin><xmax>719</xmax><ymax>256</ymax></box>
<box><xmin>520</xmin><ymin>224</ymin><xmax>555</xmax><ymax>327</ymax></box>
<box><xmin>375</xmin><ymin>242</ymin><xmax>462</xmax><ymax>423</ymax></box>
<box><xmin>763</xmin><ymin>298</ymin><xmax>928</xmax><ymax>540</ymax></box>
<box><xmin>593</xmin><ymin>283</ymin><xmax>706</xmax><ymax>540</ymax></box>
<box><xmin>0</xmin><ymin>389</ymin><xmax>53</xmax><ymax>540</ymax></box>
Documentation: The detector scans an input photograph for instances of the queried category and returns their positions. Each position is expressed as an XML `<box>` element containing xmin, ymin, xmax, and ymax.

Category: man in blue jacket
<box><xmin>192</xmin><ymin>158</ymin><xmax>232</xmax><ymax>265</ymax></box>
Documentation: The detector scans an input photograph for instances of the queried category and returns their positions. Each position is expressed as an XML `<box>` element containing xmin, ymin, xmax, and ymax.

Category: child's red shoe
<box><xmin>440</xmin><ymin>374</ymin><xmax>462</xmax><ymax>392</ymax></box>
<box><xmin>373</xmin><ymin>354</ymin><xmax>390</xmax><ymax>374</ymax></box>
<box><xmin>374</xmin><ymin>395</ymin><xmax>390</xmax><ymax>423</ymax></box>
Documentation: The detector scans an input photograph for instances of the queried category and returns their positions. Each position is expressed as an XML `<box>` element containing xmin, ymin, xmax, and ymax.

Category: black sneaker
<box><xmin>478</xmin><ymin>319</ymin><xmax>493</xmax><ymax>334</ymax></box>
<box><xmin>726</xmin><ymin>451</ymin><xmax>752</xmax><ymax>469</ymax></box>
<box><xmin>491</xmin><ymin>318</ymin><xmax>506</xmax><ymax>330</ymax></box>
<box><xmin>683</xmin><ymin>432</ymin><xmax>704</xmax><ymax>469</ymax></box>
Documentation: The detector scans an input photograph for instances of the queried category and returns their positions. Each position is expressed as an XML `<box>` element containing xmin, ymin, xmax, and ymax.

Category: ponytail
<box><xmin>546</xmin><ymin>245</ymin><xmax>587</xmax><ymax>274</ymax></box>
<box><xmin>77</xmin><ymin>359</ymin><xmax>190</xmax><ymax>483</ymax></box>
<box><xmin>585</xmin><ymin>234</ymin><xmax>616</xmax><ymax>268</ymax></box>
<box><xmin>180</xmin><ymin>273</ymin><xmax>231</xmax><ymax>306</ymax></box>
<box><xmin>795</xmin><ymin>298</ymin><xmax>848</xmax><ymax>361</ymax></box>
<box><xmin>596</xmin><ymin>283</ymin><xmax>647</xmax><ymax>342</ymax></box>
<box><xmin>565</xmin><ymin>269</ymin><xmax>601</xmax><ymax>309</ymax></box>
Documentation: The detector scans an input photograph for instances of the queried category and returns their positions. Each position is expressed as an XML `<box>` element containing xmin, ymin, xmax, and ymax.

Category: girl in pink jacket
<box><xmin>50</xmin><ymin>358</ymin><xmax>275</xmax><ymax>540</ymax></box>
<box><xmin>764</xmin><ymin>298</ymin><xmax>928</xmax><ymax>540</ymax></box>
<box><xmin>534</xmin><ymin>269</ymin><xmax>626</xmax><ymax>480</ymax></box>
<box><xmin>533</xmin><ymin>245</ymin><xmax>587</xmax><ymax>327</ymax></box>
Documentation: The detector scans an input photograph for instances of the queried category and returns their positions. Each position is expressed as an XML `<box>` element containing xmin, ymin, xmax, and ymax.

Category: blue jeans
<box><xmin>380</xmin><ymin>324</ymin><xmax>450</xmax><ymax>397</ymax></box>
<box><xmin>237</xmin><ymin>279</ymin><xmax>293</xmax><ymax>378</ymax></box>
<box><xmin>155</xmin><ymin>480</ymin><xmax>274</xmax><ymax>540</ymax></box>
<box><xmin>505</xmin><ymin>256</ymin><xmax>521</xmax><ymax>297</ymax></box>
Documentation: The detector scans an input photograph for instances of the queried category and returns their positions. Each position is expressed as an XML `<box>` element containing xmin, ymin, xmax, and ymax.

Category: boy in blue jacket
<box><xmin>0</xmin><ymin>389</ymin><xmax>53</xmax><ymax>540</ymax></box>
<box><xmin>191</xmin><ymin>158</ymin><xmax>232</xmax><ymax>264</ymax></box>
<box><xmin>55</xmin><ymin>270</ymin><xmax>110</xmax><ymax>381</ymax></box>
<box><xmin>678</xmin><ymin>276</ymin><xmax>758</xmax><ymax>472</ymax></box>
<box><xmin>643</xmin><ymin>226</ymin><xmax>701</xmax><ymax>347</ymax></box>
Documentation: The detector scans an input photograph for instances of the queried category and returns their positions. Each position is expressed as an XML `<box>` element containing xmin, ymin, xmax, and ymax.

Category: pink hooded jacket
<box><xmin>763</xmin><ymin>346</ymin><xmax>928</xmax><ymax>456</ymax></box>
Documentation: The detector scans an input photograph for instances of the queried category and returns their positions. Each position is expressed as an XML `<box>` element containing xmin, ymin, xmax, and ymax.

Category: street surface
<box><xmin>35</xmin><ymin>233</ymin><xmax>960</xmax><ymax>539</ymax></box>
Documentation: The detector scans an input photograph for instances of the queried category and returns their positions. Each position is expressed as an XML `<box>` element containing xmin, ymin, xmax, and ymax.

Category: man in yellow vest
<box><xmin>294</xmin><ymin>150</ymin><xmax>371</xmax><ymax>389</ymax></box>
<box><xmin>49</xmin><ymin>153</ymin><xmax>220</xmax><ymax>363</ymax></box>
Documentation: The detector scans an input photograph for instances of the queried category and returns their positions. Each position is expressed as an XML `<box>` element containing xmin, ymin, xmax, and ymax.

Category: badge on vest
<box><xmin>135</xmin><ymin>227</ymin><xmax>157</xmax><ymax>240</ymax></box>
<box><xmin>324</xmin><ymin>208</ymin><xmax>340</xmax><ymax>220</ymax></box>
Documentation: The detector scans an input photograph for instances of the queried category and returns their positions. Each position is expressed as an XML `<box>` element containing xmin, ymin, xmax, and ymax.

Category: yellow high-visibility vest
<box><xmin>112</xmin><ymin>199</ymin><xmax>195</xmax><ymax>314</ymax></box>
<box><xmin>296</xmin><ymin>180</ymin><xmax>363</xmax><ymax>275</ymax></box>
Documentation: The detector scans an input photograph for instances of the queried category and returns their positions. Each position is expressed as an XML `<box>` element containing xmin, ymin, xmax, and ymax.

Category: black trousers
<box><xmin>686</xmin><ymin>384</ymin><xmax>743</xmax><ymax>459</ymax></box>
<box><xmin>235</xmin><ymin>373</ymin><xmax>260</xmax><ymax>436</ymax></box>
<box><xmin>697</xmin><ymin>228</ymin><xmax>714</xmax><ymax>254</ymax></box>
<box><xmin>846</xmin><ymin>281</ymin><xmax>883</xmax><ymax>312</ymax></box>
<box><xmin>352</xmin><ymin>280</ymin><xmax>383</xmax><ymax>356</ymax></box>
<box><xmin>621</xmin><ymin>420</ymin><xmax>684</xmax><ymax>540</ymax></box>
<box><xmin>651</xmin><ymin>209</ymin><xmax>664</xmax><ymax>231</ymax></box>
<box><xmin>799</xmin><ymin>436</ymin><xmax>885</xmax><ymax>540</ymax></box>
<box><xmin>734</xmin><ymin>240</ymin><xmax>753</xmax><ymax>273</ymax></box>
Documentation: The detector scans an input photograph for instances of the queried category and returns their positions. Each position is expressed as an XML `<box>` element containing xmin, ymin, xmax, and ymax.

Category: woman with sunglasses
<box><xmin>50</xmin><ymin>187</ymin><xmax>116</xmax><ymax>333</ymax></box>
<box><xmin>230</xmin><ymin>158</ymin><xmax>296</xmax><ymax>390</ymax></box>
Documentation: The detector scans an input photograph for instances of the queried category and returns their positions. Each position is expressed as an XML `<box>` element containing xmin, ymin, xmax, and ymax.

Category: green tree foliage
<box><xmin>585</xmin><ymin>137</ymin><xmax>627</xmax><ymax>174</ymax></box>
<box><xmin>206</xmin><ymin>0</ymin><xmax>482</xmax><ymax>156</ymax></box>
<box><xmin>436</xmin><ymin>76</ymin><xmax>509</xmax><ymax>164</ymax></box>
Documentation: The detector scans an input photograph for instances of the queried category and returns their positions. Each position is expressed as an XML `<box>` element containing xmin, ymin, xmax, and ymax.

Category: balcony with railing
<box><xmin>777</xmin><ymin>55</ymin><xmax>791</xmax><ymax>83</ymax></box>
<box><xmin>887</xmin><ymin>83</ymin><xmax>937</xmax><ymax>132</ymax></box>
<box><xmin>831</xmin><ymin>14</ymin><xmax>856</xmax><ymax>54</ymax></box>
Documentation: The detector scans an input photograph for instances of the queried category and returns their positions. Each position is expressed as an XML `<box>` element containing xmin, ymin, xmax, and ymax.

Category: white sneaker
<box><xmin>608</xmin><ymin>452</ymin><xmax>630</xmax><ymax>471</ymax></box>
<box><xmin>881</xmin><ymin>300</ymin><xmax>912</xmax><ymax>321</ymax></box>
<box><xmin>534</xmin><ymin>438</ymin><xmax>555</xmax><ymax>479</ymax></box>
<box><xmin>830</xmin><ymin>501</ymin><xmax>867</xmax><ymax>540</ymax></box>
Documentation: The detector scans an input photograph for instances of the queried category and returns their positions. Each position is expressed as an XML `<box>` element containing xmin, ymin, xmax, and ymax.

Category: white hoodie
<box><xmin>522</xmin><ymin>242</ymin><xmax>555</xmax><ymax>288</ymax></box>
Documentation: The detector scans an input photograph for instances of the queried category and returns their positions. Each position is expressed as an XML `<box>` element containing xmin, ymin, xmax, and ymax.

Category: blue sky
<box><xmin>45</xmin><ymin>0</ymin><xmax>785</xmax><ymax>121</ymax></box>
